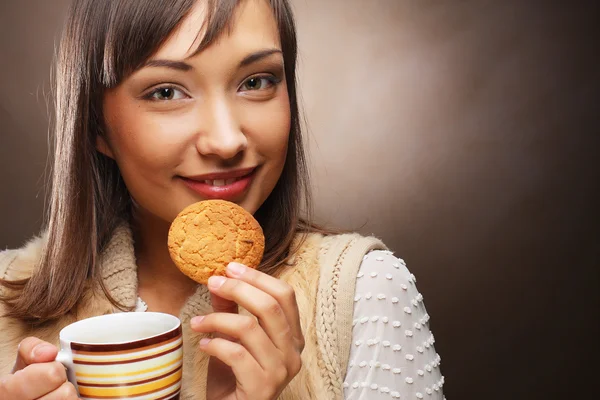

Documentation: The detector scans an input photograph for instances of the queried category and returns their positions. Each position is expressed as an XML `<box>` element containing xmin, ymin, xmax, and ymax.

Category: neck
<box><xmin>131</xmin><ymin>207</ymin><xmax>198</xmax><ymax>316</ymax></box>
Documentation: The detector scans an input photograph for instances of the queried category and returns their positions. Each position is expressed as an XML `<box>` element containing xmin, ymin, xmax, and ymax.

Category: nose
<box><xmin>195</xmin><ymin>99</ymin><xmax>247</xmax><ymax>160</ymax></box>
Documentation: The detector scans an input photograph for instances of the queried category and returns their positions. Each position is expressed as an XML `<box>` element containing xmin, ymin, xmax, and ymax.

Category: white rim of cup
<box><xmin>58</xmin><ymin>312</ymin><xmax>181</xmax><ymax>345</ymax></box>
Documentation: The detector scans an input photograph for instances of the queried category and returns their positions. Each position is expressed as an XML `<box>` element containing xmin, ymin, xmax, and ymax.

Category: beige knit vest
<box><xmin>0</xmin><ymin>227</ymin><xmax>386</xmax><ymax>400</ymax></box>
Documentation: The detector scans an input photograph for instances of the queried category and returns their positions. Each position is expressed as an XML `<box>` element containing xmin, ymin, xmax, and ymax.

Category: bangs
<box><xmin>100</xmin><ymin>0</ymin><xmax>241</xmax><ymax>87</ymax></box>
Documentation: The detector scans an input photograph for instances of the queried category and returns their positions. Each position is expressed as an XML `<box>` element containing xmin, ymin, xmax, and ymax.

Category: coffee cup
<box><xmin>55</xmin><ymin>312</ymin><xmax>182</xmax><ymax>400</ymax></box>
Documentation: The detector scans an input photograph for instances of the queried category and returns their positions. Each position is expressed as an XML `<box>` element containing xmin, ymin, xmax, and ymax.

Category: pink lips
<box><xmin>180</xmin><ymin>167</ymin><xmax>256</xmax><ymax>201</ymax></box>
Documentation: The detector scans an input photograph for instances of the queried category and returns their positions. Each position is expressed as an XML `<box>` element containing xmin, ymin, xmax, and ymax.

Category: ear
<box><xmin>96</xmin><ymin>135</ymin><xmax>115</xmax><ymax>159</ymax></box>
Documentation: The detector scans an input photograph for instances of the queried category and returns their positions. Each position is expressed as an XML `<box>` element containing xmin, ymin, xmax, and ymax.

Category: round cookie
<box><xmin>168</xmin><ymin>200</ymin><xmax>265</xmax><ymax>285</ymax></box>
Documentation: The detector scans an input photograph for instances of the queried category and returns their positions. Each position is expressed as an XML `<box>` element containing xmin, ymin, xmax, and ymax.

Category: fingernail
<box><xmin>190</xmin><ymin>316</ymin><xmax>205</xmax><ymax>327</ymax></box>
<box><xmin>208</xmin><ymin>275</ymin><xmax>227</xmax><ymax>289</ymax></box>
<box><xmin>199</xmin><ymin>338</ymin><xmax>212</xmax><ymax>346</ymax></box>
<box><xmin>32</xmin><ymin>344</ymin><xmax>53</xmax><ymax>358</ymax></box>
<box><xmin>227</xmin><ymin>262</ymin><xmax>246</xmax><ymax>276</ymax></box>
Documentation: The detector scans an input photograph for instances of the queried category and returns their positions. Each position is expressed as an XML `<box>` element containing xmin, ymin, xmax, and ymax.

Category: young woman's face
<box><xmin>99</xmin><ymin>0</ymin><xmax>290</xmax><ymax>223</ymax></box>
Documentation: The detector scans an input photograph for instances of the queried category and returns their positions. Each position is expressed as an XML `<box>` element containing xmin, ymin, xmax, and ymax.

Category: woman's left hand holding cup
<box><xmin>1</xmin><ymin>337</ymin><xmax>79</xmax><ymax>399</ymax></box>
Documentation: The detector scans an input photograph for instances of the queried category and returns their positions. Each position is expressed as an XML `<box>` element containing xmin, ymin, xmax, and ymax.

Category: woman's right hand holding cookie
<box><xmin>0</xmin><ymin>337</ymin><xmax>79</xmax><ymax>399</ymax></box>
<box><xmin>191</xmin><ymin>263</ymin><xmax>304</xmax><ymax>400</ymax></box>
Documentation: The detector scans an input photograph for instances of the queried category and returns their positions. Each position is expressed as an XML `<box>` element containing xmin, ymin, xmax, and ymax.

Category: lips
<box><xmin>180</xmin><ymin>167</ymin><xmax>257</xmax><ymax>201</ymax></box>
<box><xmin>201</xmin><ymin>177</ymin><xmax>243</xmax><ymax>186</ymax></box>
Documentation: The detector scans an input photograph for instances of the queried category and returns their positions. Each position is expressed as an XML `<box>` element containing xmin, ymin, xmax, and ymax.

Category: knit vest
<box><xmin>0</xmin><ymin>226</ymin><xmax>386</xmax><ymax>400</ymax></box>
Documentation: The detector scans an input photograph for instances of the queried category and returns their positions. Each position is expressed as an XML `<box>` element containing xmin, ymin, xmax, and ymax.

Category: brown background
<box><xmin>1</xmin><ymin>1</ymin><xmax>598</xmax><ymax>399</ymax></box>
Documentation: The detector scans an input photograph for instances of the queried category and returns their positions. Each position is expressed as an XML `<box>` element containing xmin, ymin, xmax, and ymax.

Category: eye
<box><xmin>145</xmin><ymin>86</ymin><xmax>187</xmax><ymax>101</ymax></box>
<box><xmin>240</xmin><ymin>75</ymin><xmax>280</xmax><ymax>92</ymax></box>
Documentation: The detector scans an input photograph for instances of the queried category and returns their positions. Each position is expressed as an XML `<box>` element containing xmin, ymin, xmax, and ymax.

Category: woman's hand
<box><xmin>191</xmin><ymin>262</ymin><xmax>304</xmax><ymax>400</ymax></box>
<box><xmin>0</xmin><ymin>337</ymin><xmax>79</xmax><ymax>399</ymax></box>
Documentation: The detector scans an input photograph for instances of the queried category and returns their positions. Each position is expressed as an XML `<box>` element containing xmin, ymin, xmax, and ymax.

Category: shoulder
<box><xmin>346</xmin><ymin>251</ymin><xmax>445</xmax><ymax>397</ymax></box>
<box><xmin>0</xmin><ymin>233</ymin><xmax>48</xmax><ymax>374</ymax></box>
<box><xmin>354</xmin><ymin>250</ymin><xmax>422</xmax><ymax>320</ymax></box>
<box><xmin>353</xmin><ymin>249</ymin><xmax>422</xmax><ymax>318</ymax></box>
<box><xmin>282</xmin><ymin>231</ymin><xmax>387</xmax><ymax>284</ymax></box>
<box><xmin>358</xmin><ymin>249</ymin><xmax>414</xmax><ymax>282</ymax></box>
<box><xmin>0</xmin><ymin>232</ymin><xmax>48</xmax><ymax>283</ymax></box>
<box><xmin>288</xmin><ymin>231</ymin><xmax>388</xmax><ymax>272</ymax></box>
<box><xmin>317</xmin><ymin>232</ymin><xmax>388</xmax><ymax>273</ymax></box>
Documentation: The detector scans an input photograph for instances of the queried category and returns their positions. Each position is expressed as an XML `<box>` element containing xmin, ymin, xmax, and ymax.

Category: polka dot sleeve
<box><xmin>343</xmin><ymin>250</ymin><xmax>446</xmax><ymax>400</ymax></box>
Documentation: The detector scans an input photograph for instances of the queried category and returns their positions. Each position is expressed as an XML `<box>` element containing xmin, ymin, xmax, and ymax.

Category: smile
<box><xmin>180</xmin><ymin>167</ymin><xmax>257</xmax><ymax>201</ymax></box>
<box><xmin>202</xmin><ymin>177</ymin><xmax>245</xmax><ymax>186</ymax></box>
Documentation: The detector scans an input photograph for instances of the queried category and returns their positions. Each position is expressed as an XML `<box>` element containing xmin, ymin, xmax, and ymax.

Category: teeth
<box><xmin>202</xmin><ymin>177</ymin><xmax>241</xmax><ymax>186</ymax></box>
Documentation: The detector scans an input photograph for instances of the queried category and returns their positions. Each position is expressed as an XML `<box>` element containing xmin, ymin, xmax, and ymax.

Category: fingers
<box><xmin>191</xmin><ymin>312</ymin><xmax>279</xmax><ymax>370</ymax></box>
<box><xmin>209</xmin><ymin>290</ymin><xmax>238</xmax><ymax>314</ymax></box>
<box><xmin>2</xmin><ymin>362</ymin><xmax>67</xmax><ymax>400</ymax></box>
<box><xmin>13</xmin><ymin>337</ymin><xmax>59</xmax><ymax>373</ymax></box>
<box><xmin>198</xmin><ymin>337</ymin><xmax>276</xmax><ymax>396</ymax></box>
<box><xmin>227</xmin><ymin>263</ymin><xmax>303</xmax><ymax>348</ymax></box>
<box><xmin>198</xmin><ymin>264</ymin><xmax>305</xmax><ymax>398</ymax></box>
<box><xmin>208</xmin><ymin>292</ymin><xmax>238</xmax><ymax>345</ymax></box>
<box><xmin>213</xmin><ymin>263</ymin><xmax>304</xmax><ymax>350</ymax></box>
<box><xmin>207</xmin><ymin>273</ymin><xmax>295</xmax><ymax>354</ymax></box>
<box><xmin>37</xmin><ymin>381</ymin><xmax>80</xmax><ymax>400</ymax></box>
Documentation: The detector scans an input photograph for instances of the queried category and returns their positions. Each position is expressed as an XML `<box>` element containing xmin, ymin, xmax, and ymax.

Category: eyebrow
<box><xmin>142</xmin><ymin>59</ymin><xmax>193</xmax><ymax>71</ymax></box>
<box><xmin>238</xmin><ymin>48</ymin><xmax>283</xmax><ymax>67</ymax></box>
<box><xmin>142</xmin><ymin>49</ymin><xmax>283</xmax><ymax>72</ymax></box>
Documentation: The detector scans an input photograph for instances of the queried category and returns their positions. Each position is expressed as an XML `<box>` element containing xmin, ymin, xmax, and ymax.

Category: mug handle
<box><xmin>55</xmin><ymin>350</ymin><xmax>80</xmax><ymax>394</ymax></box>
<box><xmin>55</xmin><ymin>350</ymin><xmax>73</xmax><ymax>370</ymax></box>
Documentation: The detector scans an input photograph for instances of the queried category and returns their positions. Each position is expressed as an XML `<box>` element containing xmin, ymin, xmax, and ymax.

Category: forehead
<box><xmin>154</xmin><ymin>0</ymin><xmax>281</xmax><ymax>61</ymax></box>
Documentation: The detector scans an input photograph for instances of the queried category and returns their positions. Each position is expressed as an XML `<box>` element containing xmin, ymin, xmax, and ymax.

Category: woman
<box><xmin>0</xmin><ymin>0</ymin><xmax>444</xmax><ymax>399</ymax></box>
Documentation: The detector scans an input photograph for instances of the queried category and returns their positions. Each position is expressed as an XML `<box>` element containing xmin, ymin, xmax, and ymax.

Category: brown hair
<box><xmin>1</xmin><ymin>0</ymin><xmax>321</xmax><ymax>325</ymax></box>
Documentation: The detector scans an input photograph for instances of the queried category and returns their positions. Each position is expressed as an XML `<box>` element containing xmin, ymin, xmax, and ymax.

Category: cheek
<box><xmin>243</xmin><ymin>92</ymin><xmax>291</xmax><ymax>162</ymax></box>
<box><xmin>105</xmin><ymin>108</ymin><xmax>201</xmax><ymax>221</ymax></box>
<box><xmin>105</xmin><ymin>107</ymin><xmax>195</xmax><ymax>177</ymax></box>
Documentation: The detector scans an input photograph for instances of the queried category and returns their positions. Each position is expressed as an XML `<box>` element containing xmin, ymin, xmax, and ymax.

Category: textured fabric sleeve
<box><xmin>343</xmin><ymin>250</ymin><xmax>445</xmax><ymax>399</ymax></box>
<box><xmin>0</xmin><ymin>250</ymin><xmax>18</xmax><ymax>296</ymax></box>
<box><xmin>0</xmin><ymin>250</ymin><xmax>17</xmax><ymax>278</ymax></box>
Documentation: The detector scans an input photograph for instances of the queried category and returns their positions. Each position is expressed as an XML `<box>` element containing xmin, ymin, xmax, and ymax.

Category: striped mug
<box><xmin>55</xmin><ymin>312</ymin><xmax>183</xmax><ymax>400</ymax></box>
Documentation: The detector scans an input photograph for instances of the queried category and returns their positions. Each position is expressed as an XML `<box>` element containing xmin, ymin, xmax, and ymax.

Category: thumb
<box><xmin>209</xmin><ymin>291</ymin><xmax>239</xmax><ymax>342</ymax></box>
<box><xmin>12</xmin><ymin>337</ymin><xmax>58</xmax><ymax>373</ymax></box>
<box><xmin>209</xmin><ymin>291</ymin><xmax>238</xmax><ymax>315</ymax></box>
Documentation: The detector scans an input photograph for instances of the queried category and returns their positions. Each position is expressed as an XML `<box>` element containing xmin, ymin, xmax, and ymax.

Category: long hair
<box><xmin>0</xmin><ymin>0</ymin><xmax>319</xmax><ymax>325</ymax></box>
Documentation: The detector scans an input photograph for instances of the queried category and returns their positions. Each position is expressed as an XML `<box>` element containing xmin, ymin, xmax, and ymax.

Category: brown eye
<box><xmin>157</xmin><ymin>88</ymin><xmax>174</xmax><ymax>100</ymax></box>
<box><xmin>241</xmin><ymin>76</ymin><xmax>278</xmax><ymax>91</ymax></box>
<box><xmin>146</xmin><ymin>86</ymin><xmax>187</xmax><ymax>101</ymax></box>
<box><xmin>245</xmin><ymin>77</ymin><xmax>263</xmax><ymax>90</ymax></box>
